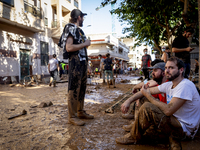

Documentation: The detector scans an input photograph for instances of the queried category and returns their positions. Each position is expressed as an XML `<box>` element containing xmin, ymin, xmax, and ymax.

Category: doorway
<box><xmin>20</xmin><ymin>50</ymin><xmax>30</xmax><ymax>80</ymax></box>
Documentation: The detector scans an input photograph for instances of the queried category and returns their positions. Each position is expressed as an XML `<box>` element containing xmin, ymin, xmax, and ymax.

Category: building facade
<box><xmin>0</xmin><ymin>0</ymin><xmax>81</xmax><ymax>84</ymax></box>
<box><xmin>122</xmin><ymin>38</ymin><xmax>153</xmax><ymax>69</ymax></box>
<box><xmin>86</xmin><ymin>33</ymin><xmax>129</xmax><ymax>71</ymax></box>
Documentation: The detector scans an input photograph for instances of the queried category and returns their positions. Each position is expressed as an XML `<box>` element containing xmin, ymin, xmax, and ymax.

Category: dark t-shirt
<box><xmin>142</xmin><ymin>54</ymin><xmax>151</xmax><ymax>68</ymax></box>
<box><xmin>172</xmin><ymin>35</ymin><xmax>190</xmax><ymax>63</ymax></box>
<box><xmin>104</xmin><ymin>58</ymin><xmax>112</xmax><ymax>70</ymax></box>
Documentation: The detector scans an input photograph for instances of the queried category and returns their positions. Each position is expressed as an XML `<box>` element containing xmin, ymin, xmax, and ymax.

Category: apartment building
<box><xmin>87</xmin><ymin>33</ymin><xmax>129</xmax><ymax>71</ymax></box>
<box><xmin>0</xmin><ymin>0</ymin><xmax>81</xmax><ymax>84</ymax></box>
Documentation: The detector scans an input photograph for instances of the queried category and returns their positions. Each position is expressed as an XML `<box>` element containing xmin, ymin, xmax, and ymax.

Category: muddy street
<box><xmin>0</xmin><ymin>75</ymin><xmax>200</xmax><ymax>150</ymax></box>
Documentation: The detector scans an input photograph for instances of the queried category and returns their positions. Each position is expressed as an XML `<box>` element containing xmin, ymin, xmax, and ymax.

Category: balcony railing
<box><xmin>24</xmin><ymin>0</ymin><xmax>41</xmax><ymax>18</ymax></box>
<box><xmin>51</xmin><ymin>20</ymin><xmax>68</xmax><ymax>28</ymax></box>
<box><xmin>51</xmin><ymin>20</ymin><xmax>57</xmax><ymax>28</ymax></box>
<box><xmin>44</xmin><ymin>18</ymin><xmax>48</xmax><ymax>26</ymax></box>
<box><xmin>0</xmin><ymin>0</ymin><xmax>14</xmax><ymax>7</ymax></box>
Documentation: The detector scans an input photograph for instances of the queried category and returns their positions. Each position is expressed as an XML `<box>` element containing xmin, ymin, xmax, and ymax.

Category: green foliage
<box><xmin>101</xmin><ymin>0</ymin><xmax>198</xmax><ymax>48</ymax></box>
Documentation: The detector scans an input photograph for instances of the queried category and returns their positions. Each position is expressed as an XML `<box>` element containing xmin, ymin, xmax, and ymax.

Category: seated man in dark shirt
<box><xmin>172</xmin><ymin>27</ymin><xmax>194</xmax><ymax>78</ymax></box>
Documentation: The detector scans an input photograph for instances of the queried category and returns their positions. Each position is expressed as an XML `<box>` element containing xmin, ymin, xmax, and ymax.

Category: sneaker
<box><xmin>77</xmin><ymin>110</ymin><xmax>94</xmax><ymax>119</ymax></box>
<box><xmin>68</xmin><ymin>117</ymin><xmax>85</xmax><ymax>126</ymax></box>
<box><xmin>115</xmin><ymin>133</ymin><xmax>137</xmax><ymax>145</ymax></box>
<box><xmin>122</xmin><ymin>121</ymin><xmax>135</xmax><ymax>132</ymax></box>
<box><xmin>121</xmin><ymin>113</ymin><xmax>134</xmax><ymax>119</ymax></box>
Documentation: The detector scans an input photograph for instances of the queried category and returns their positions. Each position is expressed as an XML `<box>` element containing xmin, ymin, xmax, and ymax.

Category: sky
<box><xmin>81</xmin><ymin>0</ymin><xmax>127</xmax><ymax>38</ymax></box>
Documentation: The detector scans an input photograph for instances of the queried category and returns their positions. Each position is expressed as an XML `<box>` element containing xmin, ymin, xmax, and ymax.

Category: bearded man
<box><xmin>116</xmin><ymin>57</ymin><xmax>200</xmax><ymax>150</ymax></box>
<box><xmin>122</xmin><ymin>62</ymin><xmax>167</xmax><ymax>132</ymax></box>
<box><xmin>59</xmin><ymin>9</ymin><xmax>94</xmax><ymax>126</ymax></box>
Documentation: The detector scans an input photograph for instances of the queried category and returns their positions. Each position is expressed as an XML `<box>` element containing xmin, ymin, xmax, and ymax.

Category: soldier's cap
<box><xmin>70</xmin><ymin>9</ymin><xmax>87</xmax><ymax>19</ymax></box>
<box><xmin>148</xmin><ymin>62</ymin><xmax>165</xmax><ymax>71</ymax></box>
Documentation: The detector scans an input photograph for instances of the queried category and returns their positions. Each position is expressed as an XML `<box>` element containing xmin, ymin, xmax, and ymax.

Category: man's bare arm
<box><xmin>48</xmin><ymin>64</ymin><xmax>50</xmax><ymax>73</ymax></box>
<box><xmin>65</xmin><ymin>36</ymin><xmax>91</xmax><ymax>52</ymax></box>
<box><xmin>132</xmin><ymin>80</ymin><xmax>158</xmax><ymax>93</ymax></box>
<box><xmin>57</xmin><ymin>63</ymin><xmax>60</xmax><ymax>72</ymax></box>
<box><xmin>141</xmin><ymin>85</ymin><xmax>186</xmax><ymax>116</ymax></box>
<box><xmin>172</xmin><ymin>47</ymin><xmax>194</xmax><ymax>53</ymax></box>
<box><xmin>121</xmin><ymin>86</ymin><xmax>160</xmax><ymax>113</ymax></box>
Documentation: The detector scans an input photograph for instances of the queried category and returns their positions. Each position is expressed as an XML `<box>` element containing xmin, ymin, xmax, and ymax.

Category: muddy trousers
<box><xmin>50</xmin><ymin>69</ymin><xmax>58</xmax><ymax>82</ymax></box>
<box><xmin>130</xmin><ymin>102</ymin><xmax>185</xmax><ymax>142</ymax></box>
<box><xmin>142</xmin><ymin>68</ymin><xmax>150</xmax><ymax>80</ymax></box>
<box><xmin>68</xmin><ymin>55</ymin><xmax>87</xmax><ymax>118</ymax></box>
<box><xmin>100</xmin><ymin>70</ymin><xmax>105</xmax><ymax>80</ymax></box>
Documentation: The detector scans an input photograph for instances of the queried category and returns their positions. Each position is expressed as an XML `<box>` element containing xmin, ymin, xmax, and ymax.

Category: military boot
<box><xmin>68</xmin><ymin>117</ymin><xmax>85</xmax><ymax>126</ymax></box>
<box><xmin>77</xmin><ymin>110</ymin><xmax>94</xmax><ymax>119</ymax></box>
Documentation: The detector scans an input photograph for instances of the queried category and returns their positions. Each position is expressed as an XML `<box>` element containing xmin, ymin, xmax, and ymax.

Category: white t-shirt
<box><xmin>100</xmin><ymin>58</ymin><xmax>105</xmax><ymax>69</ymax></box>
<box><xmin>158</xmin><ymin>79</ymin><xmax>200</xmax><ymax>139</ymax></box>
<box><xmin>49</xmin><ymin>58</ymin><xmax>58</xmax><ymax>71</ymax></box>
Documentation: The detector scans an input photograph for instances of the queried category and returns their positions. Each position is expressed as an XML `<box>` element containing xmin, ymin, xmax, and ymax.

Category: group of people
<box><xmin>49</xmin><ymin>8</ymin><xmax>200</xmax><ymax>149</ymax></box>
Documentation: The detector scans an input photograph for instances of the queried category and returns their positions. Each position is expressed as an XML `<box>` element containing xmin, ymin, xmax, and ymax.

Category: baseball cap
<box><xmin>70</xmin><ymin>9</ymin><xmax>87</xmax><ymax>19</ymax></box>
<box><xmin>148</xmin><ymin>62</ymin><xmax>165</xmax><ymax>71</ymax></box>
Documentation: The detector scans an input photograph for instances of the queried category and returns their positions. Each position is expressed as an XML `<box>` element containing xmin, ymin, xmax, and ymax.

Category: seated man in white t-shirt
<box><xmin>116</xmin><ymin>57</ymin><xmax>200</xmax><ymax>150</ymax></box>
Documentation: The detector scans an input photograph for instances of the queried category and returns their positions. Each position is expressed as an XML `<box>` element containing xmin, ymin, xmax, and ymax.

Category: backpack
<box><xmin>58</xmin><ymin>24</ymin><xmax>85</xmax><ymax>59</ymax></box>
<box><xmin>58</xmin><ymin>24</ymin><xmax>69</xmax><ymax>59</ymax></box>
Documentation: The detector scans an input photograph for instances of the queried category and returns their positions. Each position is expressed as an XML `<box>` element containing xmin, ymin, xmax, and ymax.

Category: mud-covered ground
<box><xmin>0</xmin><ymin>75</ymin><xmax>200</xmax><ymax>150</ymax></box>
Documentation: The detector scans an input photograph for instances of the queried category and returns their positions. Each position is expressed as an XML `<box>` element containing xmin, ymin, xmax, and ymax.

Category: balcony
<box><xmin>51</xmin><ymin>20</ymin><xmax>68</xmax><ymax>39</ymax></box>
<box><xmin>0</xmin><ymin>1</ymin><xmax>44</xmax><ymax>32</ymax></box>
<box><xmin>24</xmin><ymin>0</ymin><xmax>41</xmax><ymax>18</ymax></box>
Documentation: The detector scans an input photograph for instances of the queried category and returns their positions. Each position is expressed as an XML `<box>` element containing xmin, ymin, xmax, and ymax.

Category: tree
<box><xmin>101</xmin><ymin>0</ymin><xmax>198</xmax><ymax>53</ymax></box>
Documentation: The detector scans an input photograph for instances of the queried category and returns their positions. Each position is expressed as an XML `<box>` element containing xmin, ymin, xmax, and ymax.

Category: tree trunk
<box><xmin>153</xmin><ymin>39</ymin><xmax>162</xmax><ymax>54</ymax></box>
<box><xmin>198</xmin><ymin>0</ymin><xmax>200</xmax><ymax>88</ymax></box>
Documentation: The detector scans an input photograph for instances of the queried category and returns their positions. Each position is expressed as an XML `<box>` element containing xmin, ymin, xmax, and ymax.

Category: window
<box><xmin>36</xmin><ymin>0</ymin><xmax>40</xmax><ymax>8</ymax></box>
<box><xmin>74</xmin><ymin>0</ymin><xmax>78</xmax><ymax>8</ymax></box>
<box><xmin>24</xmin><ymin>0</ymin><xmax>41</xmax><ymax>18</ymax></box>
<box><xmin>0</xmin><ymin>0</ymin><xmax>14</xmax><ymax>7</ymax></box>
<box><xmin>44</xmin><ymin>3</ymin><xmax>48</xmax><ymax>26</ymax></box>
<box><xmin>40</xmin><ymin>41</ymin><xmax>49</xmax><ymax>66</ymax></box>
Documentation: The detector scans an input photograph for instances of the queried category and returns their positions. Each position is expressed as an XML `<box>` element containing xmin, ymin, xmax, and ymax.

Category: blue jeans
<box><xmin>184</xmin><ymin>63</ymin><xmax>190</xmax><ymax>78</ymax></box>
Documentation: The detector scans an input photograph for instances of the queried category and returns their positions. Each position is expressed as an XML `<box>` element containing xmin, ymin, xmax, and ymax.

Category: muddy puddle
<box><xmin>0</xmin><ymin>75</ymin><xmax>199</xmax><ymax>150</ymax></box>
